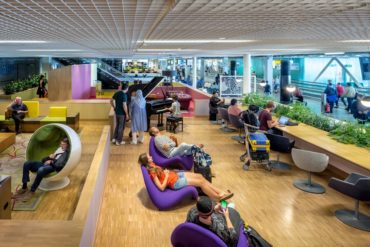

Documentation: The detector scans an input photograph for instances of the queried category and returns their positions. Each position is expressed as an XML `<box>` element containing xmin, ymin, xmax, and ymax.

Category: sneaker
<box><xmin>130</xmin><ymin>141</ymin><xmax>137</xmax><ymax>145</ymax></box>
<box><xmin>115</xmin><ymin>141</ymin><xmax>120</xmax><ymax>146</ymax></box>
<box><xmin>111</xmin><ymin>138</ymin><xmax>116</xmax><ymax>143</ymax></box>
<box><xmin>120</xmin><ymin>141</ymin><xmax>125</xmax><ymax>145</ymax></box>
<box><xmin>21</xmin><ymin>191</ymin><xmax>35</xmax><ymax>202</ymax></box>
<box><xmin>12</xmin><ymin>188</ymin><xmax>28</xmax><ymax>198</ymax></box>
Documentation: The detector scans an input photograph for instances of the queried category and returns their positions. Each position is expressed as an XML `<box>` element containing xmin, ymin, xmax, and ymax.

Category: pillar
<box><xmin>192</xmin><ymin>57</ymin><xmax>197</xmax><ymax>88</ymax></box>
<box><xmin>280</xmin><ymin>60</ymin><xmax>291</xmax><ymax>104</ymax></box>
<box><xmin>243</xmin><ymin>54</ymin><xmax>251</xmax><ymax>94</ymax></box>
<box><xmin>265</xmin><ymin>56</ymin><xmax>273</xmax><ymax>89</ymax></box>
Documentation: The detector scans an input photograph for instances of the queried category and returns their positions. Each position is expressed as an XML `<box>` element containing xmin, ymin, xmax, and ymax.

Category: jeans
<box><xmin>22</xmin><ymin>161</ymin><xmax>55</xmax><ymax>192</ymax></box>
<box><xmin>169</xmin><ymin>143</ymin><xmax>195</xmax><ymax>157</ymax></box>
<box><xmin>347</xmin><ymin>97</ymin><xmax>354</xmax><ymax>111</ymax></box>
<box><xmin>328</xmin><ymin>102</ymin><xmax>334</xmax><ymax>113</ymax></box>
<box><xmin>229</xmin><ymin>208</ymin><xmax>244</xmax><ymax>240</ymax></box>
<box><xmin>12</xmin><ymin>112</ymin><xmax>25</xmax><ymax>133</ymax></box>
<box><xmin>113</xmin><ymin>115</ymin><xmax>126</xmax><ymax>142</ymax></box>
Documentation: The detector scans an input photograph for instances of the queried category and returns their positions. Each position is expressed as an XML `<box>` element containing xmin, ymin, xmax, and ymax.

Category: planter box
<box><xmin>0</xmin><ymin>87</ymin><xmax>38</xmax><ymax>100</ymax></box>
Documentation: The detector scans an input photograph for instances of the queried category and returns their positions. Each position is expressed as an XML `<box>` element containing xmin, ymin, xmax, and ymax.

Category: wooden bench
<box><xmin>275</xmin><ymin>123</ymin><xmax>370</xmax><ymax>176</ymax></box>
<box><xmin>0</xmin><ymin>113</ymin><xmax>80</xmax><ymax>132</ymax></box>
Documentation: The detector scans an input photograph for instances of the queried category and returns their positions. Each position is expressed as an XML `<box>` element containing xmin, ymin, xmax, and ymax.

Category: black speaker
<box><xmin>280</xmin><ymin>60</ymin><xmax>291</xmax><ymax>104</ymax></box>
<box><xmin>230</xmin><ymin>61</ymin><xmax>236</xmax><ymax>75</ymax></box>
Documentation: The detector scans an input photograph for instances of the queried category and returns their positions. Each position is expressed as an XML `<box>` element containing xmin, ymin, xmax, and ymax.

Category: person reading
<box><xmin>7</xmin><ymin>96</ymin><xmax>28</xmax><ymax>134</ymax></box>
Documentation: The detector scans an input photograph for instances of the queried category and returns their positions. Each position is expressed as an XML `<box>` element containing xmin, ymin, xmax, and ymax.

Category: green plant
<box><xmin>3</xmin><ymin>74</ymin><xmax>44</xmax><ymax>95</ymax></box>
<box><xmin>243</xmin><ymin>93</ymin><xmax>370</xmax><ymax>149</ymax></box>
<box><xmin>244</xmin><ymin>93</ymin><xmax>273</xmax><ymax>108</ymax></box>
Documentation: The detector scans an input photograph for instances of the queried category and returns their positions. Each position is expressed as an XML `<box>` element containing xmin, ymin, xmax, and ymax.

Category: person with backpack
<box><xmin>242</xmin><ymin>105</ymin><xmax>260</xmax><ymax>129</ymax></box>
<box><xmin>324</xmin><ymin>81</ymin><xmax>337</xmax><ymax>113</ymax></box>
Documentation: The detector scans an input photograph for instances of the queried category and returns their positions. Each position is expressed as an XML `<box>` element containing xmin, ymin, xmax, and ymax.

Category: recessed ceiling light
<box><xmin>18</xmin><ymin>49</ymin><xmax>82</xmax><ymax>52</ymax></box>
<box><xmin>140</xmin><ymin>40</ymin><xmax>254</xmax><ymax>44</ymax></box>
<box><xmin>0</xmin><ymin>40</ymin><xmax>47</xmax><ymax>43</ymax></box>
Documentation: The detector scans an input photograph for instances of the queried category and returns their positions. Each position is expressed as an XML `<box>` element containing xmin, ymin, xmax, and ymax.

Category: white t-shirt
<box><xmin>171</xmin><ymin>101</ymin><xmax>181</xmax><ymax>117</ymax></box>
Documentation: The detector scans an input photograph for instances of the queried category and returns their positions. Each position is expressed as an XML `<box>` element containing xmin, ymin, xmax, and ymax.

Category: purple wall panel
<box><xmin>72</xmin><ymin>64</ymin><xmax>91</xmax><ymax>99</ymax></box>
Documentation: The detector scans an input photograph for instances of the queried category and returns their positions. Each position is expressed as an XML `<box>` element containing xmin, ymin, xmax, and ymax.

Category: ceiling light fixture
<box><xmin>251</xmin><ymin>49</ymin><xmax>318</xmax><ymax>51</ymax></box>
<box><xmin>339</xmin><ymin>40</ymin><xmax>370</xmax><ymax>43</ymax></box>
<box><xmin>0</xmin><ymin>40</ymin><xmax>47</xmax><ymax>43</ymax></box>
<box><xmin>136</xmin><ymin>48</ymin><xmax>199</xmax><ymax>52</ymax></box>
<box><xmin>18</xmin><ymin>49</ymin><xmax>82</xmax><ymax>52</ymax></box>
<box><xmin>140</xmin><ymin>39</ymin><xmax>254</xmax><ymax>44</ymax></box>
<box><xmin>324</xmin><ymin>52</ymin><xmax>345</xmax><ymax>55</ymax></box>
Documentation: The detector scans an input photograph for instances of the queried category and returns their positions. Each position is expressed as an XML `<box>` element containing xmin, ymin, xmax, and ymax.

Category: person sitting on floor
<box><xmin>186</xmin><ymin>196</ymin><xmax>244</xmax><ymax>247</ymax></box>
<box><xmin>13</xmin><ymin>138</ymin><xmax>70</xmax><ymax>201</ymax></box>
<box><xmin>227</xmin><ymin>99</ymin><xmax>242</xmax><ymax>117</ymax></box>
<box><xmin>167</xmin><ymin>94</ymin><xmax>182</xmax><ymax>132</ymax></box>
<box><xmin>149</xmin><ymin>127</ymin><xmax>204</xmax><ymax>158</ymax></box>
<box><xmin>138</xmin><ymin>153</ymin><xmax>233</xmax><ymax>201</ymax></box>
<box><xmin>7</xmin><ymin>96</ymin><xmax>28</xmax><ymax>135</ymax></box>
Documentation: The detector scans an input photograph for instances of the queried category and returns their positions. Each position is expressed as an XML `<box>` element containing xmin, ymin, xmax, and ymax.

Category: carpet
<box><xmin>12</xmin><ymin>187</ymin><xmax>46</xmax><ymax>211</ymax></box>
<box><xmin>0</xmin><ymin>133</ymin><xmax>46</xmax><ymax>211</ymax></box>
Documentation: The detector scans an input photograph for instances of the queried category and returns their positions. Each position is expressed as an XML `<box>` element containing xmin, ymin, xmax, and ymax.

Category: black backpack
<box><xmin>242</xmin><ymin>110</ymin><xmax>259</xmax><ymax>131</ymax></box>
<box><xmin>245</xmin><ymin>225</ymin><xmax>273</xmax><ymax>247</ymax></box>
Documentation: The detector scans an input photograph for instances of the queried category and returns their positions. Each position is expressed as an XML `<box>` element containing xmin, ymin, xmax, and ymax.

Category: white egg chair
<box><xmin>26</xmin><ymin>123</ymin><xmax>82</xmax><ymax>191</ymax></box>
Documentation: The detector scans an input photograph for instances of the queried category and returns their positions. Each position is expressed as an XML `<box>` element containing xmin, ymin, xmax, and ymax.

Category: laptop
<box><xmin>278</xmin><ymin>116</ymin><xmax>289</xmax><ymax>126</ymax></box>
<box><xmin>278</xmin><ymin>116</ymin><xmax>298</xmax><ymax>126</ymax></box>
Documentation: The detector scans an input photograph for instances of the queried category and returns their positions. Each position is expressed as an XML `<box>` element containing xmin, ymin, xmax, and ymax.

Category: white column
<box><xmin>243</xmin><ymin>54</ymin><xmax>251</xmax><ymax>94</ymax></box>
<box><xmin>192</xmin><ymin>56</ymin><xmax>197</xmax><ymax>88</ymax></box>
<box><xmin>265</xmin><ymin>56</ymin><xmax>273</xmax><ymax>88</ymax></box>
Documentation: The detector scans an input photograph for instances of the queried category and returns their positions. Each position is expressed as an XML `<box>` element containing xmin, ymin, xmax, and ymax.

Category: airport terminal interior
<box><xmin>0</xmin><ymin>1</ymin><xmax>370</xmax><ymax>247</ymax></box>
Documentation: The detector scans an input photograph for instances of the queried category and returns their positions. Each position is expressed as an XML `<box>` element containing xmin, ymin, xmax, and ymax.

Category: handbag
<box><xmin>244</xmin><ymin>225</ymin><xmax>273</xmax><ymax>247</ymax></box>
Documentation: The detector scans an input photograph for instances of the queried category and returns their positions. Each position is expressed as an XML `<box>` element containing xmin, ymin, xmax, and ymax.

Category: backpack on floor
<box><xmin>245</xmin><ymin>225</ymin><xmax>273</xmax><ymax>247</ymax></box>
<box><xmin>193</xmin><ymin>162</ymin><xmax>212</xmax><ymax>183</ymax></box>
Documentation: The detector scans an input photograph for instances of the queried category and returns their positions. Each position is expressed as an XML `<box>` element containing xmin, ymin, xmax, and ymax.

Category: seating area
<box><xmin>0</xmin><ymin>101</ymin><xmax>80</xmax><ymax>132</ymax></box>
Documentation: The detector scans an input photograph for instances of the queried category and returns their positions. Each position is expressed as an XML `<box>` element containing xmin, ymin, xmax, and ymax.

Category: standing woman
<box><xmin>37</xmin><ymin>75</ymin><xmax>47</xmax><ymax>98</ymax></box>
<box><xmin>129</xmin><ymin>90</ymin><xmax>147</xmax><ymax>144</ymax></box>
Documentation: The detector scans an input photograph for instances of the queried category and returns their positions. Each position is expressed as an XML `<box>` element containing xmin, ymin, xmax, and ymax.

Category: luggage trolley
<box><xmin>240</xmin><ymin>123</ymin><xmax>271</xmax><ymax>171</ymax></box>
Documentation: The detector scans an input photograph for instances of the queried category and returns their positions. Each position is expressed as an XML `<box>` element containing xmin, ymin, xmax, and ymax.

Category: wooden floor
<box><xmin>12</xmin><ymin>120</ymin><xmax>108</xmax><ymax>220</ymax></box>
<box><xmin>94</xmin><ymin>117</ymin><xmax>370</xmax><ymax>247</ymax></box>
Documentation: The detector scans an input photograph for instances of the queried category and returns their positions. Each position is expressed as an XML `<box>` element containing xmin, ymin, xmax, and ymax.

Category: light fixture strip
<box><xmin>0</xmin><ymin>40</ymin><xmax>47</xmax><ymax>43</ymax></box>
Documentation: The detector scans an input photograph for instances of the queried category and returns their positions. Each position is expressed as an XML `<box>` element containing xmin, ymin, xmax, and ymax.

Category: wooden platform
<box><xmin>0</xmin><ymin>123</ymin><xmax>111</xmax><ymax>247</ymax></box>
<box><xmin>0</xmin><ymin>132</ymin><xmax>15</xmax><ymax>153</ymax></box>
<box><xmin>276</xmin><ymin>122</ymin><xmax>370</xmax><ymax>176</ymax></box>
<box><xmin>94</xmin><ymin>117</ymin><xmax>370</xmax><ymax>247</ymax></box>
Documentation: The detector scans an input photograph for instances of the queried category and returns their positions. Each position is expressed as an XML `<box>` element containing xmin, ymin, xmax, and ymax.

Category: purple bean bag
<box><xmin>141</xmin><ymin>166</ymin><xmax>198</xmax><ymax>210</ymax></box>
<box><xmin>171</xmin><ymin>222</ymin><xmax>248</xmax><ymax>247</ymax></box>
<box><xmin>149</xmin><ymin>137</ymin><xmax>194</xmax><ymax>170</ymax></box>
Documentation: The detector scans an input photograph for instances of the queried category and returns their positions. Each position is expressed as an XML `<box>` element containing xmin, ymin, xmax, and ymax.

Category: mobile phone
<box><xmin>220</xmin><ymin>200</ymin><xmax>228</xmax><ymax>209</ymax></box>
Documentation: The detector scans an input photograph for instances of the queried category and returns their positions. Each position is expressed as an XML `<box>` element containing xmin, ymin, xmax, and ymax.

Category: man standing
<box><xmin>7</xmin><ymin>96</ymin><xmax>28</xmax><ymax>134</ymax></box>
<box><xmin>335</xmin><ymin>83</ymin><xmax>346</xmax><ymax>108</ymax></box>
<box><xmin>110</xmin><ymin>83</ymin><xmax>129</xmax><ymax>145</ymax></box>
<box><xmin>209</xmin><ymin>91</ymin><xmax>225</xmax><ymax>121</ymax></box>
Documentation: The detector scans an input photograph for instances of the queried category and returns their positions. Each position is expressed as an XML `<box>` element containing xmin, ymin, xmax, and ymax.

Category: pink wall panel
<box><xmin>72</xmin><ymin>64</ymin><xmax>91</xmax><ymax>99</ymax></box>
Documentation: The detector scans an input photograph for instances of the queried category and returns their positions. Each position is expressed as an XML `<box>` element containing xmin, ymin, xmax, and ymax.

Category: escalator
<box><xmin>52</xmin><ymin>57</ymin><xmax>124</xmax><ymax>89</ymax></box>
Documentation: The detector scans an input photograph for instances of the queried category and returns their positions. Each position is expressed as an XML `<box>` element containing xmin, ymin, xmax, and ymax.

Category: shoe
<box><xmin>115</xmin><ymin>141</ymin><xmax>120</xmax><ymax>146</ymax></box>
<box><xmin>138</xmin><ymin>139</ymin><xmax>144</xmax><ymax>144</ymax></box>
<box><xmin>120</xmin><ymin>141</ymin><xmax>125</xmax><ymax>145</ymax></box>
<box><xmin>12</xmin><ymin>188</ymin><xmax>28</xmax><ymax>198</ymax></box>
<box><xmin>130</xmin><ymin>141</ymin><xmax>137</xmax><ymax>145</ymax></box>
<box><xmin>111</xmin><ymin>138</ymin><xmax>116</xmax><ymax>143</ymax></box>
<box><xmin>21</xmin><ymin>191</ymin><xmax>35</xmax><ymax>202</ymax></box>
<box><xmin>219</xmin><ymin>192</ymin><xmax>234</xmax><ymax>202</ymax></box>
